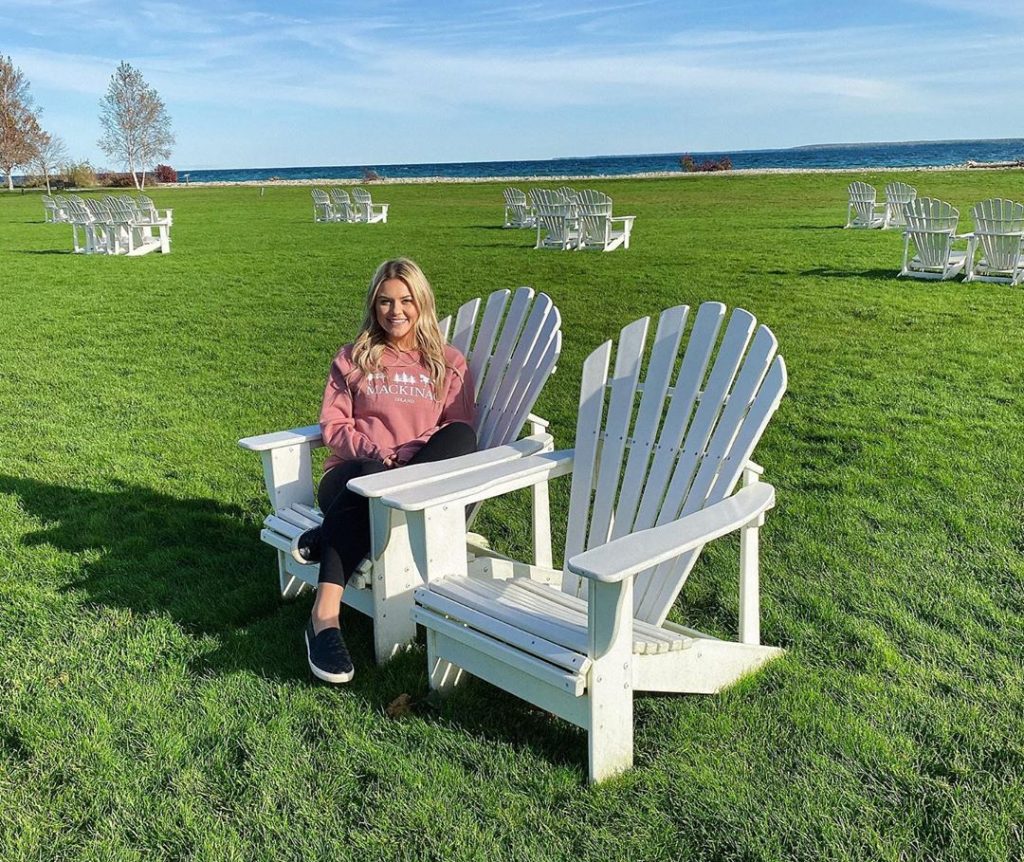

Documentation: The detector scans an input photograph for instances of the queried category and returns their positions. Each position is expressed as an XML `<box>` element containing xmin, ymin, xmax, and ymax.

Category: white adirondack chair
<box><xmin>51</xmin><ymin>195</ymin><xmax>71</xmax><ymax>224</ymax></box>
<box><xmin>576</xmin><ymin>189</ymin><xmax>635</xmax><ymax>252</ymax></box>
<box><xmin>41</xmin><ymin>195</ymin><xmax>67</xmax><ymax>223</ymax></box>
<box><xmin>66</xmin><ymin>198</ymin><xmax>111</xmax><ymax>254</ymax></box>
<box><xmin>311</xmin><ymin>189</ymin><xmax>336</xmax><ymax>223</ymax></box>
<box><xmin>352</xmin><ymin>187</ymin><xmax>389</xmax><ymax>224</ymax></box>
<box><xmin>379</xmin><ymin>302</ymin><xmax>787</xmax><ymax>782</ymax></box>
<box><xmin>328</xmin><ymin>188</ymin><xmax>360</xmax><ymax>223</ymax></box>
<box><xmin>534</xmin><ymin>191</ymin><xmax>580</xmax><ymax>250</ymax></box>
<box><xmin>899</xmin><ymin>197</ymin><xmax>969</xmax><ymax>281</ymax></box>
<box><xmin>882</xmin><ymin>182</ymin><xmax>917</xmax><ymax>229</ymax></box>
<box><xmin>503</xmin><ymin>188</ymin><xmax>535</xmax><ymax>228</ymax></box>
<box><xmin>845</xmin><ymin>181</ymin><xmax>885</xmax><ymax>229</ymax></box>
<box><xmin>964</xmin><ymin>198</ymin><xmax>1024</xmax><ymax>285</ymax></box>
<box><xmin>238</xmin><ymin>287</ymin><xmax>562</xmax><ymax>663</ymax></box>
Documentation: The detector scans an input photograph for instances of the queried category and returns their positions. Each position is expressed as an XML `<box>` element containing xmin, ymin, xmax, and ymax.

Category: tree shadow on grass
<box><xmin>800</xmin><ymin>267</ymin><xmax>897</xmax><ymax>281</ymax></box>
<box><xmin>0</xmin><ymin>473</ymin><xmax>590</xmax><ymax>772</ymax></box>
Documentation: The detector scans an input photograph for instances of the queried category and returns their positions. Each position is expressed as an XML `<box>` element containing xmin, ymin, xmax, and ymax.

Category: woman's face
<box><xmin>375</xmin><ymin>277</ymin><xmax>420</xmax><ymax>349</ymax></box>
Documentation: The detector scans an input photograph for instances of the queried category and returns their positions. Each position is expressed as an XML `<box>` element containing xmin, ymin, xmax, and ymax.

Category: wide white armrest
<box><xmin>238</xmin><ymin>424</ymin><xmax>323</xmax><ymax>452</ymax></box>
<box><xmin>347</xmin><ymin>434</ymin><xmax>553</xmax><ymax>499</ymax></box>
<box><xmin>567</xmin><ymin>482</ymin><xmax>776</xmax><ymax>583</ymax></box>
<box><xmin>380</xmin><ymin>449</ymin><xmax>575</xmax><ymax>511</ymax></box>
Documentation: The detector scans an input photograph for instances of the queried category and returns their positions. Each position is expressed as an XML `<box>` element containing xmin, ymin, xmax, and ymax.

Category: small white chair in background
<box><xmin>503</xmin><ymin>188</ymin><xmax>535</xmax><ymax>228</ymax></box>
<box><xmin>311</xmin><ymin>189</ymin><xmax>336</xmax><ymax>222</ymax></box>
<box><xmin>352</xmin><ymin>187</ymin><xmax>388</xmax><ymax>223</ymax></box>
<box><xmin>845</xmin><ymin>181</ymin><xmax>885</xmax><ymax>229</ymax></box>
<box><xmin>964</xmin><ymin>198</ymin><xmax>1024</xmax><ymax>285</ymax></box>
<box><xmin>899</xmin><ymin>197</ymin><xmax>969</xmax><ymax>281</ymax></box>
<box><xmin>883</xmin><ymin>182</ymin><xmax>917</xmax><ymax>229</ymax></box>
<box><xmin>576</xmin><ymin>189</ymin><xmax>635</xmax><ymax>252</ymax></box>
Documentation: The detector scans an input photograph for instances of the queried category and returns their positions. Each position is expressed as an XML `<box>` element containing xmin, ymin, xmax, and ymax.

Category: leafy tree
<box><xmin>0</xmin><ymin>55</ymin><xmax>43</xmax><ymax>191</ymax></box>
<box><xmin>30</xmin><ymin>129</ymin><xmax>68</xmax><ymax>193</ymax></box>
<box><xmin>98</xmin><ymin>61</ymin><xmax>174</xmax><ymax>191</ymax></box>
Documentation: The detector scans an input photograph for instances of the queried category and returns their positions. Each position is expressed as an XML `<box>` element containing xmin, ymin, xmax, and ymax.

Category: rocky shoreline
<box><xmin>163</xmin><ymin>161</ymin><xmax>1021</xmax><ymax>188</ymax></box>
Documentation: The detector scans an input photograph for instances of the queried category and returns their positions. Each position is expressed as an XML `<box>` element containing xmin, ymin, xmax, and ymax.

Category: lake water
<box><xmin>183</xmin><ymin>139</ymin><xmax>1024</xmax><ymax>184</ymax></box>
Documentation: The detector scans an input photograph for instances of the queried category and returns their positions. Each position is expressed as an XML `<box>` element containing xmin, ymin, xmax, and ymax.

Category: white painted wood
<box><xmin>567</xmin><ymin>482</ymin><xmax>775</xmax><ymax>583</ymax></box>
<box><xmin>633</xmin><ymin>639</ymin><xmax>783</xmax><ymax>693</ymax></box>
<box><xmin>845</xmin><ymin>181</ymin><xmax>885</xmax><ymax>229</ymax></box>
<box><xmin>611</xmin><ymin>306</ymin><xmax>689</xmax><ymax>541</ymax></box>
<box><xmin>965</xmin><ymin>198</ymin><xmax>1024</xmax><ymax>285</ymax></box>
<box><xmin>561</xmin><ymin>340</ymin><xmax>613</xmax><ymax>599</ymax></box>
<box><xmin>448</xmin><ymin>295</ymin><xmax>484</xmax><ymax>357</ymax></box>
<box><xmin>738</xmin><ymin>514</ymin><xmax>761</xmax><ymax>645</ymax></box>
<box><xmin>413</xmin><ymin>608</ymin><xmax>586</xmax><ymax>696</ymax></box>
<box><xmin>381</xmin><ymin>449</ymin><xmax>575</xmax><ymax>512</ymax></box>
<box><xmin>587</xmin><ymin>578</ymin><xmax>634</xmax><ymax>782</ymax></box>
<box><xmin>588</xmin><ymin>315</ymin><xmax>649</xmax><ymax>551</ymax></box>
<box><xmin>883</xmin><ymin>182</ymin><xmax>917</xmax><ymax>229</ymax></box>
<box><xmin>415</xmin><ymin>587</ymin><xmax>592</xmax><ymax>673</ymax></box>
<box><xmin>899</xmin><ymin>197</ymin><xmax>969</xmax><ymax>281</ymax></box>
<box><xmin>503</xmin><ymin>188</ymin><xmax>536</xmax><ymax>229</ymax></box>
<box><xmin>352</xmin><ymin>187</ymin><xmax>389</xmax><ymax>223</ymax></box>
<box><xmin>465</xmin><ymin>289</ymin><xmax>511</xmax><ymax>393</ymax></box>
<box><xmin>405</xmin><ymin>302</ymin><xmax>787</xmax><ymax>782</ymax></box>
<box><xmin>426</xmin><ymin>628</ymin><xmax>466</xmax><ymax>691</ymax></box>
<box><xmin>427</xmin><ymin>630</ymin><xmax>590</xmax><ymax>726</ymax></box>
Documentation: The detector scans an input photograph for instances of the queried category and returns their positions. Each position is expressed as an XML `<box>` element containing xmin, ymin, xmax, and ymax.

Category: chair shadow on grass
<box><xmin>0</xmin><ymin>473</ymin><xmax>589</xmax><ymax>771</ymax></box>
<box><xmin>0</xmin><ymin>474</ymin><xmax>308</xmax><ymax>677</ymax></box>
<box><xmin>800</xmin><ymin>266</ymin><xmax>896</xmax><ymax>281</ymax></box>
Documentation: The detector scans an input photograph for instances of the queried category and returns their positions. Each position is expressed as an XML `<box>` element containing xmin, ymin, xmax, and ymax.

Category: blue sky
<box><xmin>3</xmin><ymin>0</ymin><xmax>1022</xmax><ymax>170</ymax></box>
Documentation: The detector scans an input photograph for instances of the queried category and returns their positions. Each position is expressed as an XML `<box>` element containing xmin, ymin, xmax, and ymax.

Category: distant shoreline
<box><xmin>165</xmin><ymin>163</ymin><xmax>1019</xmax><ymax>188</ymax></box>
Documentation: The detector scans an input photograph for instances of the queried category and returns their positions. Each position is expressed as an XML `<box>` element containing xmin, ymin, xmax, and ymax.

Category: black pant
<box><xmin>316</xmin><ymin>421</ymin><xmax>477</xmax><ymax>587</ymax></box>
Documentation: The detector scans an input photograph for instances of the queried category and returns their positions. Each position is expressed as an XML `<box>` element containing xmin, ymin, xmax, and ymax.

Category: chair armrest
<box><xmin>567</xmin><ymin>482</ymin><xmax>776</xmax><ymax>583</ymax></box>
<box><xmin>611</xmin><ymin>215</ymin><xmax>635</xmax><ymax>226</ymax></box>
<box><xmin>346</xmin><ymin>434</ymin><xmax>553</xmax><ymax>499</ymax></box>
<box><xmin>238</xmin><ymin>424</ymin><xmax>323</xmax><ymax>452</ymax></box>
<box><xmin>378</xmin><ymin>449</ymin><xmax>575</xmax><ymax>511</ymax></box>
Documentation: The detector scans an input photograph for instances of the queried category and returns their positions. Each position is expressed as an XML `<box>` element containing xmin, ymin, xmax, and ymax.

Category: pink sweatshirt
<box><xmin>320</xmin><ymin>344</ymin><xmax>476</xmax><ymax>472</ymax></box>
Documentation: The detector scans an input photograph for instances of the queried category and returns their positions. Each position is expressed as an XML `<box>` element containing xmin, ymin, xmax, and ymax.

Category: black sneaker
<box><xmin>290</xmin><ymin>527</ymin><xmax>322</xmax><ymax>565</ymax></box>
<box><xmin>305</xmin><ymin>619</ymin><xmax>354</xmax><ymax>684</ymax></box>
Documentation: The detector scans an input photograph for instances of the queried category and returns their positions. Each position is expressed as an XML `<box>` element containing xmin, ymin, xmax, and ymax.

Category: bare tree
<box><xmin>98</xmin><ymin>61</ymin><xmax>174</xmax><ymax>190</ymax></box>
<box><xmin>0</xmin><ymin>54</ymin><xmax>43</xmax><ymax>191</ymax></box>
<box><xmin>30</xmin><ymin>129</ymin><xmax>68</xmax><ymax>193</ymax></box>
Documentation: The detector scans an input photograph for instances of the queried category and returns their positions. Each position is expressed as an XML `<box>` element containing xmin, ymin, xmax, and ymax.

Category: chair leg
<box><xmin>426</xmin><ymin>629</ymin><xmax>465</xmax><ymax>692</ymax></box>
<box><xmin>586</xmin><ymin>578</ymin><xmax>634</xmax><ymax>782</ymax></box>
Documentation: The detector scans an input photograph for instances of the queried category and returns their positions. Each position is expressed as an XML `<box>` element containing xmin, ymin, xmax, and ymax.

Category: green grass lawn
<box><xmin>1</xmin><ymin>173</ymin><xmax>1022</xmax><ymax>861</ymax></box>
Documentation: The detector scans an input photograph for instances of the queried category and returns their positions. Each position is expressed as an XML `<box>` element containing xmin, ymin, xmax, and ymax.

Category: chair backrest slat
<box><xmin>438</xmin><ymin>288</ymin><xmax>560</xmax><ymax>450</ymax></box>
<box><xmin>483</xmin><ymin>301</ymin><xmax>561</xmax><ymax>449</ymax></box>
<box><xmin>642</xmin><ymin>354</ymin><xmax>786</xmax><ymax>622</ymax></box>
<box><xmin>610</xmin><ymin>305</ymin><xmax>690</xmax><ymax>541</ymax></box>
<box><xmin>561</xmin><ymin>340</ymin><xmax>613</xmax><ymax>598</ymax></box>
<box><xmin>586</xmin><ymin>315</ymin><xmax>650</xmax><ymax>551</ymax></box>
<box><xmin>473</xmin><ymin>288</ymin><xmax>536</xmax><ymax>432</ymax></box>
<box><xmin>558</xmin><ymin>303</ymin><xmax>786</xmax><ymax>623</ymax></box>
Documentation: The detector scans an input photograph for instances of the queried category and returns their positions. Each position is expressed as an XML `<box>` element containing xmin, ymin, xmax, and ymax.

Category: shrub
<box><xmin>63</xmin><ymin>161</ymin><xmax>97</xmax><ymax>188</ymax></box>
<box><xmin>679</xmin><ymin>154</ymin><xmax>733</xmax><ymax>173</ymax></box>
<box><xmin>153</xmin><ymin>164</ymin><xmax>177</xmax><ymax>183</ymax></box>
<box><xmin>95</xmin><ymin>171</ymin><xmax>136</xmax><ymax>188</ymax></box>
<box><xmin>362</xmin><ymin>168</ymin><xmax>382</xmax><ymax>182</ymax></box>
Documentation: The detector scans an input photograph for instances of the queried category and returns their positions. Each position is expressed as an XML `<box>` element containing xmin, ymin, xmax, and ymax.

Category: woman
<box><xmin>292</xmin><ymin>258</ymin><xmax>477</xmax><ymax>684</ymax></box>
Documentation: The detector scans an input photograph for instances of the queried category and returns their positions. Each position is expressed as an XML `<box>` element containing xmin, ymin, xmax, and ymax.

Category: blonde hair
<box><xmin>350</xmin><ymin>258</ymin><xmax>449</xmax><ymax>396</ymax></box>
